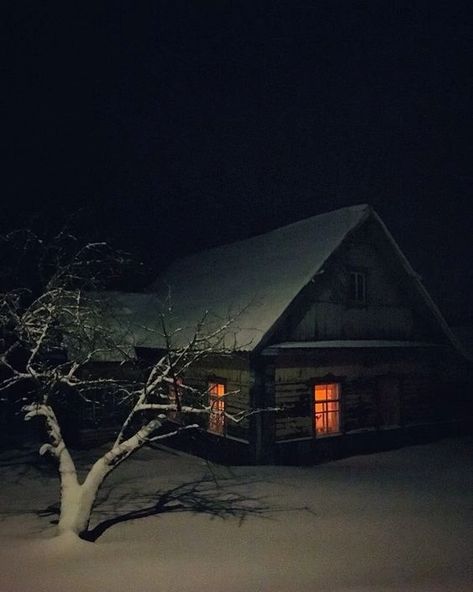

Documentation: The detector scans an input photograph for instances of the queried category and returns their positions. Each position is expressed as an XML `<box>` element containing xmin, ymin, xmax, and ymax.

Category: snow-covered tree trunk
<box><xmin>56</xmin><ymin>448</ymin><xmax>82</xmax><ymax>535</ymax></box>
<box><xmin>1</xmin><ymin>231</ymin><xmax>271</xmax><ymax>541</ymax></box>
<box><xmin>23</xmin><ymin>404</ymin><xmax>94</xmax><ymax>537</ymax></box>
<box><xmin>51</xmin><ymin>417</ymin><xmax>164</xmax><ymax>537</ymax></box>
<box><xmin>56</xmin><ymin>460</ymin><xmax>109</xmax><ymax>537</ymax></box>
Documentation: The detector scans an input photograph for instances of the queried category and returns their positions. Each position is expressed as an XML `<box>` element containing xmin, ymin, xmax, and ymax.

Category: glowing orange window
<box><xmin>314</xmin><ymin>383</ymin><xmax>341</xmax><ymax>436</ymax></box>
<box><xmin>208</xmin><ymin>382</ymin><xmax>225</xmax><ymax>435</ymax></box>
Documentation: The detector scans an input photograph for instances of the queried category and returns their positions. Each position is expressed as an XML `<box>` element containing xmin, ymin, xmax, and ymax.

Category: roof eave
<box><xmin>370</xmin><ymin>211</ymin><xmax>466</xmax><ymax>358</ymax></box>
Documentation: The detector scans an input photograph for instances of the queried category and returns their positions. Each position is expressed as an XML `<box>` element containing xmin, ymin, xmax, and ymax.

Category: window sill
<box><xmin>276</xmin><ymin>436</ymin><xmax>313</xmax><ymax>444</ymax></box>
<box><xmin>315</xmin><ymin>432</ymin><xmax>342</xmax><ymax>439</ymax></box>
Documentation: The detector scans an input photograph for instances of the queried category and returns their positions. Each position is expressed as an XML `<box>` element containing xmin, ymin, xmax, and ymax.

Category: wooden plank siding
<box><xmin>272</xmin><ymin>348</ymin><xmax>444</xmax><ymax>442</ymax></box>
<box><xmin>342</xmin><ymin>379</ymin><xmax>378</xmax><ymax>433</ymax></box>
<box><xmin>400</xmin><ymin>375</ymin><xmax>438</xmax><ymax>426</ymax></box>
<box><xmin>274</xmin><ymin>380</ymin><xmax>312</xmax><ymax>440</ymax></box>
<box><xmin>275</xmin><ymin>218</ymin><xmax>444</xmax><ymax>346</ymax></box>
<box><xmin>184</xmin><ymin>355</ymin><xmax>252</xmax><ymax>441</ymax></box>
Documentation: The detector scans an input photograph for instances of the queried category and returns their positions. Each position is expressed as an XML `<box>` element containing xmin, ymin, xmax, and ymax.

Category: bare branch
<box><xmin>0</xmin><ymin>228</ymin><xmax>265</xmax><ymax>539</ymax></box>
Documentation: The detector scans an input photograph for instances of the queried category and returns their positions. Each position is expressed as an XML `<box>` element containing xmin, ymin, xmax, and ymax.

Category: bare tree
<box><xmin>0</xmin><ymin>231</ymin><xmax>255</xmax><ymax>540</ymax></box>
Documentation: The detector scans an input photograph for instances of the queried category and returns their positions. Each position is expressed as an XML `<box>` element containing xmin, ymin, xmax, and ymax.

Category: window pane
<box><xmin>326</xmin><ymin>384</ymin><xmax>339</xmax><ymax>399</ymax></box>
<box><xmin>315</xmin><ymin>384</ymin><xmax>328</xmax><ymax>401</ymax></box>
<box><xmin>349</xmin><ymin>271</ymin><xmax>366</xmax><ymax>303</ymax></box>
<box><xmin>315</xmin><ymin>412</ymin><xmax>326</xmax><ymax>433</ymax></box>
<box><xmin>349</xmin><ymin>273</ymin><xmax>357</xmax><ymax>300</ymax></box>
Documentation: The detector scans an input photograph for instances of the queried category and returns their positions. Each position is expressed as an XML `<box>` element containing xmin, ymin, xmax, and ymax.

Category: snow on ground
<box><xmin>0</xmin><ymin>437</ymin><xmax>472</xmax><ymax>592</ymax></box>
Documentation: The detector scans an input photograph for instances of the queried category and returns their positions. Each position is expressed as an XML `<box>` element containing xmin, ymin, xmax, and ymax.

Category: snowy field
<box><xmin>0</xmin><ymin>437</ymin><xmax>472</xmax><ymax>592</ymax></box>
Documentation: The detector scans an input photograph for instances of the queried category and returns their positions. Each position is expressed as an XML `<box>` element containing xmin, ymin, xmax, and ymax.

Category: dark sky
<box><xmin>3</xmin><ymin>1</ymin><xmax>473</xmax><ymax>323</ymax></box>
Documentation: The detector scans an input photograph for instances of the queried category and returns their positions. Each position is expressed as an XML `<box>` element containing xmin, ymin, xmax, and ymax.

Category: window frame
<box><xmin>348</xmin><ymin>270</ymin><xmax>367</xmax><ymax>305</ymax></box>
<box><xmin>208</xmin><ymin>378</ymin><xmax>226</xmax><ymax>436</ymax></box>
<box><xmin>167</xmin><ymin>377</ymin><xmax>183</xmax><ymax>422</ymax></box>
<box><xmin>312</xmin><ymin>380</ymin><xmax>342</xmax><ymax>438</ymax></box>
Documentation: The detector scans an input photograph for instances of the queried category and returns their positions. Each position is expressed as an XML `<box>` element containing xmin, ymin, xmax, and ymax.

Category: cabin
<box><xmin>99</xmin><ymin>204</ymin><xmax>472</xmax><ymax>463</ymax></box>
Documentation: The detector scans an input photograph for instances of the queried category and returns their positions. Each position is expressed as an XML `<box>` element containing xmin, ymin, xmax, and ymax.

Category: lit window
<box><xmin>208</xmin><ymin>381</ymin><xmax>225</xmax><ymax>435</ymax></box>
<box><xmin>314</xmin><ymin>383</ymin><xmax>341</xmax><ymax>435</ymax></box>
<box><xmin>349</xmin><ymin>271</ymin><xmax>366</xmax><ymax>304</ymax></box>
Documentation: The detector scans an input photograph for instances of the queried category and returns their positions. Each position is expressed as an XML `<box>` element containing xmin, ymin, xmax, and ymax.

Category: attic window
<box><xmin>314</xmin><ymin>383</ymin><xmax>341</xmax><ymax>436</ymax></box>
<box><xmin>208</xmin><ymin>381</ymin><xmax>225</xmax><ymax>435</ymax></box>
<box><xmin>349</xmin><ymin>271</ymin><xmax>366</xmax><ymax>304</ymax></box>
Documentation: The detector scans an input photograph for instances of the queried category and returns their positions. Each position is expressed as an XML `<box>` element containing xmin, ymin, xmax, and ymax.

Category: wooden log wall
<box><xmin>185</xmin><ymin>355</ymin><xmax>252</xmax><ymax>441</ymax></box>
<box><xmin>273</xmin><ymin>379</ymin><xmax>312</xmax><ymax>440</ymax></box>
<box><xmin>273</xmin><ymin>350</ymin><xmax>441</xmax><ymax>441</ymax></box>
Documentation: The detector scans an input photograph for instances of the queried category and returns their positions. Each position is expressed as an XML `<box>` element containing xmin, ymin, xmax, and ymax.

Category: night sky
<box><xmin>3</xmin><ymin>1</ymin><xmax>473</xmax><ymax>324</ymax></box>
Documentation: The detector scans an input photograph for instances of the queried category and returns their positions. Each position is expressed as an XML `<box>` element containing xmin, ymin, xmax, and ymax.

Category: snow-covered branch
<box><xmin>0</xmin><ymin>229</ymin><xmax>264</xmax><ymax>540</ymax></box>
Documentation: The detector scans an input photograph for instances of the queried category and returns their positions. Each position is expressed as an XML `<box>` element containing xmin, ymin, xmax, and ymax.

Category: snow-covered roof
<box><xmin>262</xmin><ymin>340</ymin><xmax>441</xmax><ymax>355</ymax></box>
<box><xmin>150</xmin><ymin>204</ymin><xmax>371</xmax><ymax>351</ymax></box>
<box><xmin>64</xmin><ymin>292</ymin><xmax>166</xmax><ymax>362</ymax></box>
<box><xmin>88</xmin><ymin>203</ymin><xmax>461</xmax><ymax>359</ymax></box>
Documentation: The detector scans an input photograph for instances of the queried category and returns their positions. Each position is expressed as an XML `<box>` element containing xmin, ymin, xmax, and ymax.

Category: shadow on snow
<box><xmin>34</xmin><ymin>473</ymin><xmax>314</xmax><ymax>542</ymax></box>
